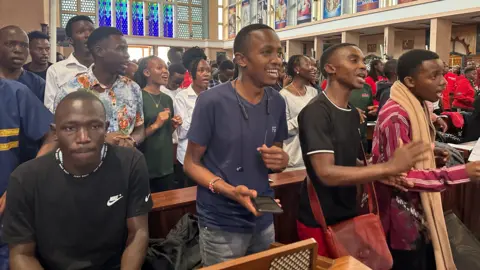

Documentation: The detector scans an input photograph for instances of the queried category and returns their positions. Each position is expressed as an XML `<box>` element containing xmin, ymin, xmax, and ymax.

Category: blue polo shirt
<box><xmin>0</xmin><ymin>79</ymin><xmax>52</xmax><ymax>195</ymax></box>
<box><xmin>187</xmin><ymin>82</ymin><xmax>288</xmax><ymax>233</ymax></box>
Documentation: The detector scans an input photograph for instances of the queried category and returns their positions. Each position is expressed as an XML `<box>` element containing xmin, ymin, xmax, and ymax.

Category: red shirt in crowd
<box><xmin>372</xmin><ymin>100</ymin><xmax>469</xmax><ymax>250</ymax></box>
<box><xmin>365</xmin><ymin>75</ymin><xmax>386</xmax><ymax>105</ymax></box>
<box><xmin>452</xmin><ymin>75</ymin><xmax>475</xmax><ymax>110</ymax></box>
<box><xmin>443</xmin><ymin>72</ymin><xmax>457</xmax><ymax>110</ymax></box>
<box><xmin>321</xmin><ymin>79</ymin><xmax>327</xmax><ymax>91</ymax></box>
<box><xmin>476</xmin><ymin>68</ymin><xmax>480</xmax><ymax>88</ymax></box>
<box><xmin>180</xmin><ymin>70</ymin><xmax>193</xmax><ymax>89</ymax></box>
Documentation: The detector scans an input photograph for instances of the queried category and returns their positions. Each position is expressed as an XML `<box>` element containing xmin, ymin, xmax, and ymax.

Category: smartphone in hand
<box><xmin>251</xmin><ymin>196</ymin><xmax>283</xmax><ymax>214</ymax></box>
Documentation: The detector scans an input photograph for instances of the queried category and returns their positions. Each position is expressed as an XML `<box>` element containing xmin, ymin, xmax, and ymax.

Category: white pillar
<box><xmin>49</xmin><ymin>0</ymin><xmax>57</xmax><ymax>63</ymax></box>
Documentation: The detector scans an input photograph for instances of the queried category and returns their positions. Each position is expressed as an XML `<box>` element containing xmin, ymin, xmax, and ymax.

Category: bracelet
<box><xmin>208</xmin><ymin>177</ymin><xmax>222</xmax><ymax>194</ymax></box>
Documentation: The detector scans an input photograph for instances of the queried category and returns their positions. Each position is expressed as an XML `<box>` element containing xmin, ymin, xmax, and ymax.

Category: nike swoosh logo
<box><xmin>107</xmin><ymin>196</ymin><xmax>123</xmax><ymax>206</ymax></box>
<box><xmin>145</xmin><ymin>194</ymin><xmax>151</xmax><ymax>202</ymax></box>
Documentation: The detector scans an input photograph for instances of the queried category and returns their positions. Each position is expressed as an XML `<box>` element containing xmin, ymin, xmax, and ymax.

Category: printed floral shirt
<box><xmin>371</xmin><ymin>99</ymin><xmax>469</xmax><ymax>251</ymax></box>
<box><xmin>53</xmin><ymin>67</ymin><xmax>144</xmax><ymax>135</ymax></box>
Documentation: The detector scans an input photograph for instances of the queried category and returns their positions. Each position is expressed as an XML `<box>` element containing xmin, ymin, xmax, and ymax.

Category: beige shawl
<box><xmin>390</xmin><ymin>81</ymin><xmax>456</xmax><ymax>270</ymax></box>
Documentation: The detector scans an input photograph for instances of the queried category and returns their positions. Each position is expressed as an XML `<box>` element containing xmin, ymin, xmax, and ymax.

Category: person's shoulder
<box><xmin>108</xmin><ymin>144</ymin><xmax>144</xmax><ymax>166</ymax></box>
<box><xmin>23</xmin><ymin>70</ymin><xmax>46</xmax><ymax>84</ymax></box>
<box><xmin>199</xmin><ymin>82</ymin><xmax>233</xmax><ymax>102</ymax></box>
<box><xmin>377</xmin><ymin>100</ymin><xmax>409</xmax><ymax>126</ymax></box>
<box><xmin>159</xmin><ymin>91</ymin><xmax>173</xmax><ymax>103</ymax></box>
<box><xmin>0</xmin><ymin>79</ymin><xmax>30</xmax><ymax>94</ymax></box>
<box><xmin>299</xmin><ymin>94</ymin><xmax>329</xmax><ymax>118</ymax></box>
<box><xmin>267</xmin><ymin>86</ymin><xmax>285</xmax><ymax>103</ymax></box>
<box><xmin>11</xmin><ymin>153</ymin><xmax>56</xmax><ymax>184</ymax></box>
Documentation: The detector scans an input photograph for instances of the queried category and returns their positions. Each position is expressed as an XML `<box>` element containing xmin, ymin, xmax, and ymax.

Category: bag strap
<box><xmin>358</xmin><ymin>134</ymin><xmax>379</xmax><ymax>215</ymax></box>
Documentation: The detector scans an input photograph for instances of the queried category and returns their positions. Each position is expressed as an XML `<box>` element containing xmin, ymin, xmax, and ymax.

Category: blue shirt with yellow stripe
<box><xmin>0</xmin><ymin>79</ymin><xmax>52</xmax><ymax>195</ymax></box>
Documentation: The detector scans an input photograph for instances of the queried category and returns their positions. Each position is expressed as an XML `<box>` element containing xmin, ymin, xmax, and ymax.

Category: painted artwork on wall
<box><xmin>242</xmin><ymin>0</ymin><xmax>250</xmax><ymax>28</ymax></box>
<box><xmin>323</xmin><ymin>0</ymin><xmax>342</xmax><ymax>19</ymax></box>
<box><xmin>275</xmin><ymin>0</ymin><xmax>288</xmax><ymax>29</ymax></box>
<box><xmin>297</xmin><ymin>0</ymin><xmax>312</xmax><ymax>25</ymax></box>
<box><xmin>398</xmin><ymin>0</ymin><xmax>417</xmax><ymax>3</ymax></box>
<box><xmin>258</xmin><ymin>0</ymin><xmax>268</xmax><ymax>25</ymax></box>
<box><xmin>228</xmin><ymin>5</ymin><xmax>236</xmax><ymax>39</ymax></box>
<box><xmin>356</xmin><ymin>0</ymin><xmax>379</xmax><ymax>12</ymax></box>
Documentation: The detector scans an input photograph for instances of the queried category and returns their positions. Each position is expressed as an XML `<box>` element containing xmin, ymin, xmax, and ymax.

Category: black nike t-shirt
<box><xmin>297</xmin><ymin>92</ymin><xmax>361</xmax><ymax>227</ymax></box>
<box><xmin>3</xmin><ymin>144</ymin><xmax>153</xmax><ymax>270</ymax></box>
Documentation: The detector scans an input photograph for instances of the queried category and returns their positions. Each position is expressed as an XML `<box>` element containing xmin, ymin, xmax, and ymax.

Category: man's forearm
<box><xmin>36</xmin><ymin>132</ymin><xmax>58</xmax><ymax>157</ymax></box>
<box><xmin>10</xmin><ymin>254</ymin><xmax>44</xmax><ymax>270</ymax></box>
<box><xmin>130</xmin><ymin>125</ymin><xmax>145</xmax><ymax>145</ymax></box>
<box><xmin>120</xmin><ymin>228</ymin><xmax>149</xmax><ymax>270</ymax></box>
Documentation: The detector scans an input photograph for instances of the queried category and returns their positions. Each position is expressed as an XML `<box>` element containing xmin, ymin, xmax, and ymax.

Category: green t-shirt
<box><xmin>140</xmin><ymin>90</ymin><xmax>174</xmax><ymax>178</ymax></box>
<box><xmin>349</xmin><ymin>84</ymin><xmax>373</xmax><ymax>139</ymax></box>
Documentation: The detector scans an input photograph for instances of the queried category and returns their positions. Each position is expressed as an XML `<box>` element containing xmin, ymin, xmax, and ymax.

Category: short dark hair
<box><xmin>168</xmin><ymin>47</ymin><xmax>183</xmax><ymax>62</ymax></box>
<box><xmin>464</xmin><ymin>66</ymin><xmax>476</xmax><ymax>75</ymax></box>
<box><xmin>397</xmin><ymin>49</ymin><xmax>439</xmax><ymax>83</ymax></box>
<box><xmin>286</xmin><ymin>55</ymin><xmax>306</xmax><ymax>77</ymax></box>
<box><xmin>55</xmin><ymin>89</ymin><xmax>105</xmax><ymax>121</ymax></box>
<box><xmin>319</xmin><ymin>43</ymin><xmax>358</xmax><ymax>77</ymax></box>
<box><xmin>28</xmin><ymin>31</ymin><xmax>49</xmax><ymax>42</ymax></box>
<box><xmin>384</xmin><ymin>59</ymin><xmax>398</xmax><ymax>80</ymax></box>
<box><xmin>233</xmin><ymin>24</ymin><xmax>274</xmax><ymax>54</ymax></box>
<box><xmin>86</xmin><ymin>27</ymin><xmax>123</xmax><ymax>54</ymax></box>
<box><xmin>168</xmin><ymin>63</ymin><xmax>187</xmax><ymax>75</ymax></box>
<box><xmin>216</xmin><ymin>54</ymin><xmax>228</xmax><ymax>65</ymax></box>
<box><xmin>65</xmin><ymin>15</ymin><xmax>94</xmax><ymax>38</ymax></box>
<box><xmin>368</xmin><ymin>59</ymin><xmax>383</xmax><ymax>81</ymax></box>
<box><xmin>219</xmin><ymin>60</ymin><xmax>234</xmax><ymax>71</ymax></box>
<box><xmin>133</xmin><ymin>56</ymin><xmax>157</xmax><ymax>89</ymax></box>
<box><xmin>182</xmin><ymin>46</ymin><xmax>207</xmax><ymax>79</ymax></box>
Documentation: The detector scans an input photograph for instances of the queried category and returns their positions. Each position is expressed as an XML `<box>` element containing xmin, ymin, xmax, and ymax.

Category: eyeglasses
<box><xmin>3</xmin><ymin>41</ymin><xmax>28</xmax><ymax>49</ymax></box>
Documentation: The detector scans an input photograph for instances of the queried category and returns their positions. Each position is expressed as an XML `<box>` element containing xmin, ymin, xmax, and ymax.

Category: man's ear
<box><xmin>324</xmin><ymin>63</ymin><xmax>336</xmax><ymax>76</ymax></box>
<box><xmin>49</xmin><ymin>123</ymin><xmax>58</xmax><ymax>141</ymax></box>
<box><xmin>403</xmin><ymin>76</ymin><xmax>415</xmax><ymax>89</ymax></box>
<box><xmin>234</xmin><ymin>52</ymin><xmax>247</xmax><ymax>69</ymax></box>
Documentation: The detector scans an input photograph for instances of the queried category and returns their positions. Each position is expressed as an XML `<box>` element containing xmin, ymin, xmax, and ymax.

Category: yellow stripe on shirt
<box><xmin>0</xmin><ymin>141</ymin><xmax>19</xmax><ymax>151</ymax></box>
<box><xmin>0</xmin><ymin>128</ymin><xmax>19</xmax><ymax>137</ymax></box>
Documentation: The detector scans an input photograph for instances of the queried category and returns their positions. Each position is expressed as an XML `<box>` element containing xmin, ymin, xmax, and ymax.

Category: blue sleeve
<box><xmin>187</xmin><ymin>92</ymin><xmax>214</xmax><ymax>147</ymax></box>
<box><xmin>274</xmin><ymin>95</ymin><xmax>288</xmax><ymax>143</ymax></box>
<box><xmin>17</xmin><ymin>85</ymin><xmax>53</xmax><ymax>141</ymax></box>
<box><xmin>37</xmin><ymin>77</ymin><xmax>46</xmax><ymax>103</ymax></box>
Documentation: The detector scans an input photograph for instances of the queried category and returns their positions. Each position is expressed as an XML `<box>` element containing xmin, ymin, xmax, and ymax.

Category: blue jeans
<box><xmin>199</xmin><ymin>223</ymin><xmax>275</xmax><ymax>266</ymax></box>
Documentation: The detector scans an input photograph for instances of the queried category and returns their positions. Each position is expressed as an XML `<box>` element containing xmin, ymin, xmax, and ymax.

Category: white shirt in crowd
<box><xmin>280</xmin><ymin>85</ymin><xmax>318</xmax><ymax>170</ymax></box>
<box><xmin>161</xmin><ymin>85</ymin><xmax>183</xmax><ymax>145</ymax></box>
<box><xmin>173</xmin><ymin>85</ymin><xmax>198</xmax><ymax>165</ymax></box>
<box><xmin>44</xmin><ymin>53</ymin><xmax>89</xmax><ymax>112</ymax></box>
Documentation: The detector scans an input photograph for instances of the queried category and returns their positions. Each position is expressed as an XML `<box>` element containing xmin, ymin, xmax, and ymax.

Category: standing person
<box><xmin>174</xmin><ymin>47</ymin><xmax>211</xmax><ymax>187</ymax></box>
<box><xmin>442</xmin><ymin>62</ymin><xmax>457</xmax><ymax>111</ymax></box>
<box><xmin>23</xmin><ymin>31</ymin><xmax>51</xmax><ymax>80</ymax></box>
<box><xmin>168</xmin><ymin>47</ymin><xmax>191</xmax><ymax>89</ymax></box>
<box><xmin>349</xmin><ymin>83</ymin><xmax>374</xmax><ymax>152</ymax></box>
<box><xmin>308</xmin><ymin>56</ymin><xmax>321</xmax><ymax>91</ymax></box>
<box><xmin>44</xmin><ymin>15</ymin><xmax>95</xmax><ymax>111</ymax></box>
<box><xmin>365</xmin><ymin>59</ymin><xmax>386</xmax><ymax>103</ymax></box>
<box><xmin>53</xmin><ymin>27</ymin><xmax>145</xmax><ymax>147</ymax></box>
<box><xmin>0</xmin><ymin>79</ymin><xmax>55</xmax><ymax>268</ymax></box>
<box><xmin>124</xmin><ymin>61</ymin><xmax>138</xmax><ymax>80</ymax></box>
<box><xmin>163</xmin><ymin>63</ymin><xmax>186</xmax><ymax>99</ymax></box>
<box><xmin>296</xmin><ymin>43</ymin><xmax>430</xmax><ymax>257</ymax></box>
<box><xmin>56</xmin><ymin>52</ymin><xmax>65</xmax><ymax>62</ymax></box>
<box><xmin>280</xmin><ymin>55</ymin><xmax>317</xmax><ymax>170</ymax></box>
<box><xmin>377</xmin><ymin>59</ymin><xmax>398</xmax><ymax>112</ymax></box>
<box><xmin>372</xmin><ymin>49</ymin><xmax>480</xmax><ymax>270</ymax></box>
<box><xmin>134</xmin><ymin>56</ymin><xmax>183</xmax><ymax>192</ymax></box>
<box><xmin>452</xmin><ymin>66</ymin><xmax>477</xmax><ymax>111</ymax></box>
<box><xmin>183</xmin><ymin>24</ymin><xmax>289</xmax><ymax>266</ymax></box>
<box><xmin>3</xmin><ymin>91</ymin><xmax>152</xmax><ymax>270</ymax></box>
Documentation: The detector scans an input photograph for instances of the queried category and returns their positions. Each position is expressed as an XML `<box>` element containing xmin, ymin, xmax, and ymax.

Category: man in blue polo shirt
<box><xmin>0</xmin><ymin>78</ymin><xmax>53</xmax><ymax>268</ymax></box>
<box><xmin>183</xmin><ymin>24</ymin><xmax>289</xmax><ymax>266</ymax></box>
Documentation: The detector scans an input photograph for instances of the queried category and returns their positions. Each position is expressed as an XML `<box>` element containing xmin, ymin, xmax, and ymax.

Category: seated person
<box><xmin>3</xmin><ymin>91</ymin><xmax>152</xmax><ymax>270</ymax></box>
<box><xmin>452</xmin><ymin>66</ymin><xmax>477</xmax><ymax>111</ymax></box>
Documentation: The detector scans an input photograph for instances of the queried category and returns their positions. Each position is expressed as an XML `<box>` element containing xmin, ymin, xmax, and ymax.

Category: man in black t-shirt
<box><xmin>296</xmin><ymin>43</ymin><xmax>430</xmax><ymax>257</ymax></box>
<box><xmin>3</xmin><ymin>91</ymin><xmax>152</xmax><ymax>270</ymax></box>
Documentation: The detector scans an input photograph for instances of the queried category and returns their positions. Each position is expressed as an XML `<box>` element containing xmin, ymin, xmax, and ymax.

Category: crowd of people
<box><xmin>1</xmin><ymin>14</ymin><xmax>480</xmax><ymax>270</ymax></box>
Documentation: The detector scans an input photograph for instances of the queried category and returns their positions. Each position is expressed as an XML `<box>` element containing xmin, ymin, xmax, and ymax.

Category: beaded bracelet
<box><xmin>208</xmin><ymin>177</ymin><xmax>222</xmax><ymax>194</ymax></box>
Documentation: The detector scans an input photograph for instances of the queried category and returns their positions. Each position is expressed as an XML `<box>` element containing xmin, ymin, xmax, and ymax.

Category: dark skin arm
<box><xmin>9</xmin><ymin>243</ymin><xmax>43</xmax><ymax>270</ymax></box>
<box><xmin>129</xmin><ymin>125</ymin><xmax>146</xmax><ymax>146</ymax></box>
<box><xmin>121</xmin><ymin>215</ymin><xmax>149</xmax><ymax>270</ymax></box>
<box><xmin>310</xmin><ymin>141</ymin><xmax>430</xmax><ymax>187</ymax></box>
<box><xmin>36</xmin><ymin>131</ymin><xmax>57</xmax><ymax>157</ymax></box>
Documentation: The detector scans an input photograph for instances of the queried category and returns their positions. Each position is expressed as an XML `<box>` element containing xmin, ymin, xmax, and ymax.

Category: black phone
<box><xmin>252</xmin><ymin>196</ymin><xmax>283</xmax><ymax>214</ymax></box>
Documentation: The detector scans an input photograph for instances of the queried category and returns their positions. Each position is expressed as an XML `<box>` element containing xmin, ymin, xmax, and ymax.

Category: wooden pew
<box><xmin>149</xmin><ymin>170</ymin><xmax>306</xmax><ymax>242</ymax></box>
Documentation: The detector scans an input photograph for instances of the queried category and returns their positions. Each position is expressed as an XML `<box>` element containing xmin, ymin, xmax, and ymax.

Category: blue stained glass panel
<box><xmin>147</xmin><ymin>2</ymin><xmax>159</xmax><ymax>37</ymax></box>
<box><xmin>115</xmin><ymin>0</ymin><xmax>128</xmax><ymax>34</ymax></box>
<box><xmin>98</xmin><ymin>0</ymin><xmax>112</xmax><ymax>27</ymax></box>
<box><xmin>163</xmin><ymin>4</ymin><xmax>174</xmax><ymax>38</ymax></box>
<box><xmin>132</xmin><ymin>1</ymin><xmax>144</xmax><ymax>36</ymax></box>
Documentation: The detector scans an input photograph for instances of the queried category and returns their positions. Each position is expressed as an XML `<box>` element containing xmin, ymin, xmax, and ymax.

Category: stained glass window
<box><xmin>191</xmin><ymin>0</ymin><xmax>202</xmax><ymax>4</ymax></box>
<box><xmin>178</xmin><ymin>23</ymin><xmax>190</xmax><ymax>38</ymax></box>
<box><xmin>115</xmin><ymin>0</ymin><xmax>128</xmax><ymax>34</ymax></box>
<box><xmin>147</xmin><ymin>2</ymin><xmax>159</xmax><ymax>37</ymax></box>
<box><xmin>191</xmin><ymin>7</ymin><xmax>202</xmax><ymax>22</ymax></box>
<box><xmin>61</xmin><ymin>0</ymin><xmax>77</xmax><ymax>11</ymax></box>
<box><xmin>61</xmin><ymin>13</ymin><xmax>77</xmax><ymax>28</ymax></box>
<box><xmin>177</xmin><ymin>5</ymin><xmax>189</xmax><ymax>21</ymax></box>
<box><xmin>132</xmin><ymin>1</ymin><xmax>144</xmax><ymax>36</ymax></box>
<box><xmin>177</xmin><ymin>0</ymin><xmax>188</xmax><ymax>3</ymax></box>
<box><xmin>163</xmin><ymin>3</ymin><xmax>174</xmax><ymax>38</ymax></box>
<box><xmin>80</xmin><ymin>0</ymin><xmax>96</xmax><ymax>13</ymax></box>
<box><xmin>192</xmin><ymin>24</ymin><xmax>203</xmax><ymax>39</ymax></box>
<box><xmin>98</xmin><ymin>0</ymin><xmax>112</xmax><ymax>27</ymax></box>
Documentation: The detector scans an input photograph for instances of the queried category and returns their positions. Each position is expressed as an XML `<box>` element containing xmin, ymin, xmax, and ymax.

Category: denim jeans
<box><xmin>199</xmin><ymin>223</ymin><xmax>275</xmax><ymax>266</ymax></box>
